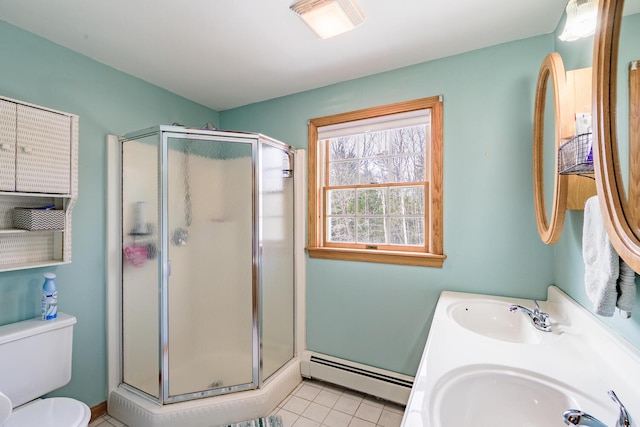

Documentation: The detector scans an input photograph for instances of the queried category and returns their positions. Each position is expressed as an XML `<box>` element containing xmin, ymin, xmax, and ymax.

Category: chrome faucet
<box><xmin>610</xmin><ymin>390</ymin><xmax>633</xmax><ymax>427</ymax></box>
<box><xmin>563</xmin><ymin>390</ymin><xmax>633</xmax><ymax>427</ymax></box>
<box><xmin>508</xmin><ymin>300</ymin><xmax>551</xmax><ymax>332</ymax></box>
<box><xmin>563</xmin><ymin>410</ymin><xmax>609</xmax><ymax>427</ymax></box>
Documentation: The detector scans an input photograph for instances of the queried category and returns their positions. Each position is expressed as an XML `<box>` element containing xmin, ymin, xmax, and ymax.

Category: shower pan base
<box><xmin>108</xmin><ymin>359</ymin><xmax>301</xmax><ymax>427</ymax></box>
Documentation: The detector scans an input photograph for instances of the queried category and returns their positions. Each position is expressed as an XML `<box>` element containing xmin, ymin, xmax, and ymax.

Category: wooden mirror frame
<box><xmin>534</xmin><ymin>52</ymin><xmax>569</xmax><ymax>244</ymax></box>
<box><xmin>593</xmin><ymin>0</ymin><xmax>640</xmax><ymax>272</ymax></box>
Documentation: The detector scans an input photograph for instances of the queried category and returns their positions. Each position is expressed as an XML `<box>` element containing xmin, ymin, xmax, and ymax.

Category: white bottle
<box><xmin>41</xmin><ymin>273</ymin><xmax>58</xmax><ymax>320</ymax></box>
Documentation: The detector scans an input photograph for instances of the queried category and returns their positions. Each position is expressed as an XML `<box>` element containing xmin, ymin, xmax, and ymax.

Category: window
<box><xmin>307</xmin><ymin>96</ymin><xmax>445</xmax><ymax>267</ymax></box>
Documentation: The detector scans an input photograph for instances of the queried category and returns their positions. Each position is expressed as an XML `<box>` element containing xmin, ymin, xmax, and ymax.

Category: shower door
<box><xmin>164</xmin><ymin>134</ymin><xmax>256</xmax><ymax>400</ymax></box>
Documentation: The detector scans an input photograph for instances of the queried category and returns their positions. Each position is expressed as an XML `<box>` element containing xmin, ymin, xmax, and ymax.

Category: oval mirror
<box><xmin>534</xmin><ymin>53</ymin><xmax>569</xmax><ymax>244</ymax></box>
<box><xmin>593</xmin><ymin>0</ymin><xmax>640</xmax><ymax>271</ymax></box>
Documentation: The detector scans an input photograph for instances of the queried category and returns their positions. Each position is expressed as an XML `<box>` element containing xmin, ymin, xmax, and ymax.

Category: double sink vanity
<box><xmin>401</xmin><ymin>287</ymin><xmax>639</xmax><ymax>427</ymax></box>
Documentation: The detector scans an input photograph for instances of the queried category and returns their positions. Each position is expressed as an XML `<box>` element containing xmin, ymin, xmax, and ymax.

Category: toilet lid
<box><xmin>6</xmin><ymin>397</ymin><xmax>91</xmax><ymax>427</ymax></box>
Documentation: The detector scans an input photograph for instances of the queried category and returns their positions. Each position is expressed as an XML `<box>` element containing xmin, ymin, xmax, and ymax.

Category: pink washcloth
<box><xmin>124</xmin><ymin>245</ymin><xmax>148</xmax><ymax>267</ymax></box>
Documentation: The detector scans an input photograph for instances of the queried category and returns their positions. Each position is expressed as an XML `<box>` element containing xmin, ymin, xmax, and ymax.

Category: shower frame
<box><xmin>115</xmin><ymin>125</ymin><xmax>297</xmax><ymax>405</ymax></box>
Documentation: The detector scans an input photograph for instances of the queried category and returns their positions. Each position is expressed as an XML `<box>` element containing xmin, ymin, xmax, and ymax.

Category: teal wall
<box><xmin>0</xmin><ymin>21</ymin><xmax>218</xmax><ymax>407</ymax></box>
<box><xmin>221</xmin><ymin>35</ymin><xmax>558</xmax><ymax>375</ymax></box>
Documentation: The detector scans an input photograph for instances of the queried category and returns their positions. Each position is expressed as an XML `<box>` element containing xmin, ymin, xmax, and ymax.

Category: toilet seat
<box><xmin>5</xmin><ymin>397</ymin><xmax>90</xmax><ymax>427</ymax></box>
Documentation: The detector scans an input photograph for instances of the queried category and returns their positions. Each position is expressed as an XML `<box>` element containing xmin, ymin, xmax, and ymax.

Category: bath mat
<box><xmin>224</xmin><ymin>415</ymin><xmax>283</xmax><ymax>427</ymax></box>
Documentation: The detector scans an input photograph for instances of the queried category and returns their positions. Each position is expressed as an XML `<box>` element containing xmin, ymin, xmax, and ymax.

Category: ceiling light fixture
<box><xmin>290</xmin><ymin>0</ymin><xmax>365</xmax><ymax>39</ymax></box>
<box><xmin>558</xmin><ymin>0</ymin><xmax>598</xmax><ymax>42</ymax></box>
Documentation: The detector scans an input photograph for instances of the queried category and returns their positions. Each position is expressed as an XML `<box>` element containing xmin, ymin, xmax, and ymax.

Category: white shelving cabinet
<box><xmin>0</xmin><ymin>96</ymin><xmax>78</xmax><ymax>272</ymax></box>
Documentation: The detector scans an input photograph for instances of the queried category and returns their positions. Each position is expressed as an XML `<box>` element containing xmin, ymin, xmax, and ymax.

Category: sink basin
<box><xmin>448</xmin><ymin>300</ymin><xmax>541</xmax><ymax>344</ymax></box>
<box><xmin>430</xmin><ymin>366</ymin><xmax>610</xmax><ymax>427</ymax></box>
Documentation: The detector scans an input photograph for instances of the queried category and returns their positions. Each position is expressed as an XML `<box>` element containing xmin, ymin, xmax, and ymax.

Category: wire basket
<box><xmin>558</xmin><ymin>133</ymin><xmax>594</xmax><ymax>174</ymax></box>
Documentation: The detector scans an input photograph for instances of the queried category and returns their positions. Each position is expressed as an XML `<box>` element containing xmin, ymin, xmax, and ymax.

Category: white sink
<box><xmin>430</xmin><ymin>366</ymin><xmax>610</xmax><ymax>427</ymax></box>
<box><xmin>448</xmin><ymin>300</ymin><xmax>542</xmax><ymax>344</ymax></box>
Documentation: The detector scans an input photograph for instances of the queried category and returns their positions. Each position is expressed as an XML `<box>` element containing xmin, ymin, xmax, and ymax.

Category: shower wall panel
<box><xmin>260</xmin><ymin>143</ymin><xmax>295</xmax><ymax>380</ymax></box>
<box><xmin>122</xmin><ymin>139</ymin><xmax>160</xmax><ymax>398</ymax></box>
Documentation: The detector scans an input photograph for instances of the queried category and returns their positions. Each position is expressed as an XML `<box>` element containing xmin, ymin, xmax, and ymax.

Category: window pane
<box><xmin>390</xmin><ymin>217</ymin><xmax>424</xmax><ymax>245</ymax></box>
<box><xmin>327</xmin><ymin>189</ymin><xmax>355</xmax><ymax>215</ymax></box>
<box><xmin>329</xmin><ymin>136</ymin><xmax>358</xmax><ymax>161</ymax></box>
<box><xmin>361</xmin><ymin>132</ymin><xmax>388</xmax><ymax>158</ymax></box>
<box><xmin>391</xmin><ymin>155</ymin><xmax>425</xmax><ymax>182</ymax></box>
<box><xmin>328</xmin><ymin>217</ymin><xmax>355</xmax><ymax>242</ymax></box>
<box><xmin>357</xmin><ymin>188</ymin><xmax>387</xmax><ymax>215</ymax></box>
<box><xmin>329</xmin><ymin>161</ymin><xmax>358</xmax><ymax>186</ymax></box>
<box><xmin>356</xmin><ymin>218</ymin><xmax>386</xmax><ymax>244</ymax></box>
<box><xmin>359</xmin><ymin>158</ymin><xmax>389</xmax><ymax>184</ymax></box>
<box><xmin>390</xmin><ymin>125</ymin><xmax>428</xmax><ymax>155</ymax></box>
<box><xmin>389</xmin><ymin>186</ymin><xmax>424</xmax><ymax>215</ymax></box>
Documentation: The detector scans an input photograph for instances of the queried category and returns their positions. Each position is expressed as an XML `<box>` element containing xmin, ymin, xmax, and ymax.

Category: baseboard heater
<box><xmin>300</xmin><ymin>351</ymin><xmax>413</xmax><ymax>405</ymax></box>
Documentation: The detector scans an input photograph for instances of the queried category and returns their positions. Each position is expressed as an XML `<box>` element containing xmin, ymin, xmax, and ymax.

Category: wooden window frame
<box><xmin>307</xmin><ymin>96</ymin><xmax>445</xmax><ymax>267</ymax></box>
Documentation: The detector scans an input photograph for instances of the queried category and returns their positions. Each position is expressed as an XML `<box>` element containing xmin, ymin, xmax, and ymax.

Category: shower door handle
<box><xmin>165</xmin><ymin>260</ymin><xmax>172</xmax><ymax>278</ymax></box>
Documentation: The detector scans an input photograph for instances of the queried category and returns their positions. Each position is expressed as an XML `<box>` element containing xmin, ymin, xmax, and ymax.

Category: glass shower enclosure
<box><xmin>119</xmin><ymin>125</ymin><xmax>295</xmax><ymax>404</ymax></box>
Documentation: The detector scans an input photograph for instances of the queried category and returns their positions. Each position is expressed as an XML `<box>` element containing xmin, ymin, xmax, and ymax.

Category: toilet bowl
<box><xmin>0</xmin><ymin>392</ymin><xmax>10</xmax><ymax>426</ymax></box>
<box><xmin>0</xmin><ymin>392</ymin><xmax>90</xmax><ymax>427</ymax></box>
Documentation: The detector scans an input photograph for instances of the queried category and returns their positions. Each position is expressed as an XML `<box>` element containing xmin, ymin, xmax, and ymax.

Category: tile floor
<box><xmin>89</xmin><ymin>379</ymin><xmax>406</xmax><ymax>427</ymax></box>
<box><xmin>272</xmin><ymin>379</ymin><xmax>405</xmax><ymax>427</ymax></box>
<box><xmin>89</xmin><ymin>413</ymin><xmax>126</xmax><ymax>427</ymax></box>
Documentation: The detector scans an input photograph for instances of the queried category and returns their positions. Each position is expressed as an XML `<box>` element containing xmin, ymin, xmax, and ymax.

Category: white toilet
<box><xmin>0</xmin><ymin>313</ymin><xmax>91</xmax><ymax>427</ymax></box>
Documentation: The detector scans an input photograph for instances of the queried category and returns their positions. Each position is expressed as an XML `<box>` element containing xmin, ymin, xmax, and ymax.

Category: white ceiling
<box><xmin>0</xmin><ymin>0</ymin><xmax>566</xmax><ymax>111</ymax></box>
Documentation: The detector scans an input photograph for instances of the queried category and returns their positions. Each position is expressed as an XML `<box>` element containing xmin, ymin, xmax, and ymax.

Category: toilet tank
<box><xmin>0</xmin><ymin>313</ymin><xmax>76</xmax><ymax>407</ymax></box>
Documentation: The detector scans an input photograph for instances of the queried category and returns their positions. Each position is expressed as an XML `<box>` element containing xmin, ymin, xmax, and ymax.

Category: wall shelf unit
<box><xmin>564</xmin><ymin>67</ymin><xmax>597</xmax><ymax>210</ymax></box>
<box><xmin>0</xmin><ymin>96</ymin><xmax>78</xmax><ymax>272</ymax></box>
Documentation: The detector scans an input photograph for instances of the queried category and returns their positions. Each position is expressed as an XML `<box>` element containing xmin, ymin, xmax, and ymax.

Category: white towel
<box><xmin>583</xmin><ymin>196</ymin><xmax>619</xmax><ymax>316</ymax></box>
<box><xmin>617</xmin><ymin>258</ymin><xmax>636</xmax><ymax>313</ymax></box>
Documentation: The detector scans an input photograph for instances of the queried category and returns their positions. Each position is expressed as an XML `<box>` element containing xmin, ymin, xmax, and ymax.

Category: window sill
<box><xmin>306</xmin><ymin>247</ymin><xmax>446</xmax><ymax>267</ymax></box>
